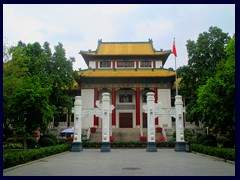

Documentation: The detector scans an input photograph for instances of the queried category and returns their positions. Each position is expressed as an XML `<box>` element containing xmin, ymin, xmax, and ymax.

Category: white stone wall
<box><xmin>89</xmin><ymin>61</ymin><xmax>96</xmax><ymax>69</ymax></box>
<box><xmin>158</xmin><ymin>89</ymin><xmax>172</xmax><ymax>128</ymax></box>
<box><xmin>81</xmin><ymin>89</ymin><xmax>94</xmax><ymax>129</ymax></box>
<box><xmin>155</xmin><ymin>61</ymin><xmax>163</xmax><ymax>68</ymax></box>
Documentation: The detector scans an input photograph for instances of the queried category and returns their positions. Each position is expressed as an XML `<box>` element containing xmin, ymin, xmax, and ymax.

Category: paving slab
<box><xmin>3</xmin><ymin>148</ymin><xmax>235</xmax><ymax>176</ymax></box>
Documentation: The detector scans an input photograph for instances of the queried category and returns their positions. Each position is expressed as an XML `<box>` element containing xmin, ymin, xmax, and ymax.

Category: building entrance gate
<box><xmin>71</xmin><ymin>93</ymin><xmax>114</xmax><ymax>152</ymax></box>
<box><xmin>71</xmin><ymin>92</ymin><xmax>185</xmax><ymax>152</ymax></box>
<box><xmin>142</xmin><ymin>92</ymin><xmax>185</xmax><ymax>152</ymax></box>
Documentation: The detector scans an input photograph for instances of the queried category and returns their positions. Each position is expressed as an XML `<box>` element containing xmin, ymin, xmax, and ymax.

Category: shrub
<box><xmin>3</xmin><ymin>143</ymin><xmax>69</xmax><ymax>169</ymax></box>
<box><xmin>3</xmin><ymin>127</ymin><xmax>14</xmax><ymax>141</ymax></box>
<box><xmin>196</xmin><ymin>134</ymin><xmax>217</xmax><ymax>146</ymax></box>
<box><xmin>172</xmin><ymin>131</ymin><xmax>176</xmax><ymax>139</ymax></box>
<box><xmin>39</xmin><ymin>137</ymin><xmax>56</xmax><ymax>147</ymax></box>
<box><xmin>5</xmin><ymin>138</ymin><xmax>17</xmax><ymax>143</ymax></box>
<box><xmin>27</xmin><ymin>137</ymin><xmax>37</xmax><ymax>149</ymax></box>
<box><xmin>202</xmin><ymin>139</ymin><xmax>217</xmax><ymax>147</ymax></box>
<box><xmin>3</xmin><ymin>143</ymin><xmax>24</xmax><ymax>149</ymax></box>
<box><xmin>191</xmin><ymin>144</ymin><xmax>235</xmax><ymax>161</ymax></box>
<box><xmin>184</xmin><ymin>128</ymin><xmax>194</xmax><ymax>142</ymax></box>
<box><xmin>41</xmin><ymin>133</ymin><xmax>59</xmax><ymax>144</ymax></box>
<box><xmin>39</xmin><ymin>133</ymin><xmax>59</xmax><ymax>147</ymax></box>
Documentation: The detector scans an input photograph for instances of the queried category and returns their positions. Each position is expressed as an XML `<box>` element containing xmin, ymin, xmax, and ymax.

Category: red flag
<box><xmin>172</xmin><ymin>39</ymin><xmax>177</xmax><ymax>57</ymax></box>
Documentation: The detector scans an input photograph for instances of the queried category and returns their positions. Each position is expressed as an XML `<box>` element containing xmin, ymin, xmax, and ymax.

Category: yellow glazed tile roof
<box><xmin>78</xmin><ymin>69</ymin><xmax>175</xmax><ymax>78</ymax></box>
<box><xmin>97</xmin><ymin>43</ymin><xmax>154</xmax><ymax>55</ymax></box>
<box><xmin>80</xmin><ymin>40</ymin><xmax>171</xmax><ymax>56</ymax></box>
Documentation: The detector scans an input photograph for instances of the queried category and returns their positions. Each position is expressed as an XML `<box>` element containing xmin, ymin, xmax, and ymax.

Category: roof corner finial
<box><xmin>98</xmin><ymin>39</ymin><xmax>102</xmax><ymax>43</ymax></box>
<box><xmin>148</xmin><ymin>38</ymin><xmax>153</xmax><ymax>43</ymax></box>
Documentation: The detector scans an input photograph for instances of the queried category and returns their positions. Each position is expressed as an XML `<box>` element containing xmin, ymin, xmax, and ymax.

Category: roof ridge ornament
<box><xmin>98</xmin><ymin>39</ymin><xmax>102</xmax><ymax>43</ymax></box>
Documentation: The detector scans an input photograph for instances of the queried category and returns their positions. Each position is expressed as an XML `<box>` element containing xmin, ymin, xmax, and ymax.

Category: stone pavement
<box><xmin>3</xmin><ymin>148</ymin><xmax>235</xmax><ymax>176</ymax></box>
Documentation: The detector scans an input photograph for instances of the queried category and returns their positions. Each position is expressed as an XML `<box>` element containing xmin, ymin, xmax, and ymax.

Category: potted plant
<box><xmin>156</xmin><ymin>136</ymin><xmax>166</xmax><ymax>142</ymax></box>
<box><xmin>110</xmin><ymin>136</ymin><xmax>115</xmax><ymax>142</ymax></box>
<box><xmin>139</xmin><ymin>136</ymin><xmax>147</xmax><ymax>141</ymax></box>
<box><xmin>156</xmin><ymin>127</ymin><xmax>162</xmax><ymax>133</ymax></box>
<box><xmin>90</xmin><ymin>127</ymin><xmax>97</xmax><ymax>133</ymax></box>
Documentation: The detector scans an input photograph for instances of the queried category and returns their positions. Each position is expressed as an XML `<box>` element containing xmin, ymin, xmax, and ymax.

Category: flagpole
<box><xmin>173</xmin><ymin>37</ymin><xmax>178</xmax><ymax>96</ymax></box>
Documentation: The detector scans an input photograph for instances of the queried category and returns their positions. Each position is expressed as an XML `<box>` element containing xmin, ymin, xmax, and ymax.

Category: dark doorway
<box><xmin>119</xmin><ymin>113</ymin><xmax>133</xmax><ymax>128</ymax></box>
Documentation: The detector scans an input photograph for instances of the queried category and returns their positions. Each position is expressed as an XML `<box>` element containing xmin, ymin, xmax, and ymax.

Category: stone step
<box><xmin>112</xmin><ymin>128</ymin><xmax>140</xmax><ymax>142</ymax></box>
<box><xmin>88</xmin><ymin>128</ymin><xmax>167</xmax><ymax>142</ymax></box>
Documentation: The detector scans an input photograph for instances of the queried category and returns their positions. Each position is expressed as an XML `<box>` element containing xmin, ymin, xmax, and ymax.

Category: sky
<box><xmin>3</xmin><ymin>4</ymin><xmax>235</xmax><ymax>70</ymax></box>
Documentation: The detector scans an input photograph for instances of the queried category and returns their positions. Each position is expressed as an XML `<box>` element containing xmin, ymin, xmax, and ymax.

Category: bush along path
<box><xmin>191</xmin><ymin>144</ymin><xmax>235</xmax><ymax>162</ymax></box>
<box><xmin>3</xmin><ymin>143</ymin><xmax>70</xmax><ymax>169</ymax></box>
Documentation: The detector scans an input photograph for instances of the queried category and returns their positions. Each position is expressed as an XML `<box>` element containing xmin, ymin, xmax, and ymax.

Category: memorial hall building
<box><xmin>76</xmin><ymin>39</ymin><xmax>176</xmax><ymax>130</ymax></box>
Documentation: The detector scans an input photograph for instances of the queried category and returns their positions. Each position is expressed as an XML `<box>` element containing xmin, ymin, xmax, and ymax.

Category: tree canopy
<box><xmin>3</xmin><ymin>41</ymin><xmax>77</xmax><ymax>149</ymax></box>
<box><xmin>197</xmin><ymin>36</ymin><xmax>235</xmax><ymax>134</ymax></box>
<box><xmin>178</xmin><ymin>26</ymin><xmax>231</xmax><ymax>124</ymax></box>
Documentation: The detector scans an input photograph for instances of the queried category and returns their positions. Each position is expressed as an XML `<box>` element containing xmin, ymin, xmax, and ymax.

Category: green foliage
<box><xmin>178</xmin><ymin>26</ymin><xmax>231</xmax><ymax>124</ymax></box>
<box><xmin>39</xmin><ymin>138</ymin><xmax>57</xmax><ymax>147</ymax></box>
<box><xmin>197</xmin><ymin>36</ymin><xmax>235</xmax><ymax>133</ymax></box>
<box><xmin>191</xmin><ymin>144</ymin><xmax>235</xmax><ymax>161</ymax></box>
<box><xmin>172</xmin><ymin>131</ymin><xmax>176</xmax><ymax>140</ymax></box>
<box><xmin>41</xmin><ymin>133</ymin><xmax>59</xmax><ymax>144</ymax></box>
<box><xmin>3</xmin><ymin>41</ymin><xmax>76</xmax><ymax>148</ymax></box>
<box><xmin>3</xmin><ymin>127</ymin><xmax>14</xmax><ymax>141</ymax></box>
<box><xmin>196</xmin><ymin>134</ymin><xmax>217</xmax><ymax>145</ymax></box>
<box><xmin>3</xmin><ymin>143</ymin><xmax>24</xmax><ymax>149</ymax></box>
<box><xmin>39</xmin><ymin>133</ymin><xmax>59</xmax><ymax>147</ymax></box>
<box><xmin>184</xmin><ymin>128</ymin><xmax>195</xmax><ymax>142</ymax></box>
<box><xmin>5</xmin><ymin>138</ymin><xmax>17</xmax><ymax>143</ymax></box>
<box><xmin>178</xmin><ymin>27</ymin><xmax>235</xmax><ymax>137</ymax></box>
<box><xmin>3</xmin><ymin>143</ymin><xmax>69</xmax><ymax>169</ymax></box>
<box><xmin>26</xmin><ymin>137</ymin><xmax>38</xmax><ymax>149</ymax></box>
<box><xmin>171</xmin><ymin>129</ymin><xmax>195</xmax><ymax>142</ymax></box>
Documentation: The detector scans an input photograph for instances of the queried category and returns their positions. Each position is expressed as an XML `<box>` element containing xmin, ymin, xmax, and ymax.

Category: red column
<box><xmin>113</xmin><ymin>61</ymin><xmax>115</xmax><ymax>69</ymax></box>
<box><xmin>112</xmin><ymin>88</ymin><xmax>116</xmax><ymax>126</ymax></box>
<box><xmin>136</xmin><ymin>87</ymin><xmax>140</xmax><ymax>127</ymax></box>
<box><xmin>154</xmin><ymin>87</ymin><xmax>158</xmax><ymax>125</ymax></box>
<box><xmin>96</xmin><ymin>61</ymin><xmax>98</xmax><ymax>69</ymax></box>
<box><xmin>153</xmin><ymin>60</ymin><xmax>156</xmax><ymax>68</ymax></box>
<box><xmin>94</xmin><ymin>88</ymin><xmax>99</xmax><ymax>126</ymax></box>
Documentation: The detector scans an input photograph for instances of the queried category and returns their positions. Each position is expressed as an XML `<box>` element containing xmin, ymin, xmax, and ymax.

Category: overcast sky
<box><xmin>3</xmin><ymin>4</ymin><xmax>235</xmax><ymax>70</ymax></box>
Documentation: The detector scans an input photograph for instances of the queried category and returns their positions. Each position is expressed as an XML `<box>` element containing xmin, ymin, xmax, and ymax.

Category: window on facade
<box><xmin>100</xmin><ymin>61</ymin><xmax>111</xmax><ymax>68</ymax></box>
<box><xmin>119</xmin><ymin>94</ymin><xmax>133</xmax><ymax>103</ymax></box>
<box><xmin>140</xmin><ymin>61</ymin><xmax>152</xmax><ymax>67</ymax></box>
<box><xmin>117</xmin><ymin>61</ymin><xmax>134</xmax><ymax>68</ymax></box>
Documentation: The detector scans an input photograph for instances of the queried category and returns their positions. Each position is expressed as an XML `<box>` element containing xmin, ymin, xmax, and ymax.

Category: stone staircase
<box><xmin>88</xmin><ymin>128</ymin><xmax>102</xmax><ymax>142</ymax></box>
<box><xmin>112</xmin><ymin>128</ymin><xmax>140</xmax><ymax>142</ymax></box>
<box><xmin>88</xmin><ymin>128</ymin><xmax>167</xmax><ymax>142</ymax></box>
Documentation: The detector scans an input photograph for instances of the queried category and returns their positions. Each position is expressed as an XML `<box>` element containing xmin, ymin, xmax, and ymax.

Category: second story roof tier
<box><xmin>78</xmin><ymin>68</ymin><xmax>175</xmax><ymax>78</ymax></box>
<box><xmin>80</xmin><ymin>39</ymin><xmax>172</xmax><ymax>66</ymax></box>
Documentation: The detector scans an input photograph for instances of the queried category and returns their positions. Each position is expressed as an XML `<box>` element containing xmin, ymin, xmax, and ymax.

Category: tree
<box><xmin>7</xmin><ymin>76</ymin><xmax>55</xmax><ymax>150</ymax></box>
<box><xmin>49</xmin><ymin>43</ymin><xmax>76</xmax><ymax>124</ymax></box>
<box><xmin>179</xmin><ymin>26</ymin><xmax>231</xmax><ymax>123</ymax></box>
<box><xmin>197</xmin><ymin>36</ymin><xmax>235</xmax><ymax>134</ymax></box>
<box><xmin>3</xmin><ymin>41</ymin><xmax>76</xmax><ymax>148</ymax></box>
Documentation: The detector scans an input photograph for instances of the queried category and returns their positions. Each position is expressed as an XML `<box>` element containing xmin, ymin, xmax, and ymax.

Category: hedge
<box><xmin>3</xmin><ymin>143</ymin><xmax>70</xmax><ymax>169</ymax></box>
<box><xmin>191</xmin><ymin>143</ymin><xmax>235</xmax><ymax>161</ymax></box>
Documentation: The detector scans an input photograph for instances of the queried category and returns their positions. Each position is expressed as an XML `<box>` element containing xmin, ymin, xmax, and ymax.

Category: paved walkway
<box><xmin>3</xmin><ymin>148</ymin><xmax>235</xmax><ymax>176</ymax></box>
